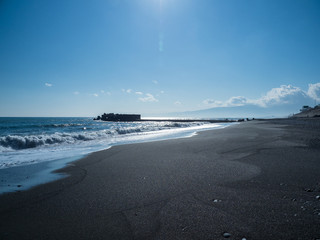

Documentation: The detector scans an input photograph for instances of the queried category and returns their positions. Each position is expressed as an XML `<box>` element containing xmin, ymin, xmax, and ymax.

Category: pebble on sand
<box><xmin>223</xmin><ymin>232</ymin><xmax>231</xmax><ymax>238</ymax></box>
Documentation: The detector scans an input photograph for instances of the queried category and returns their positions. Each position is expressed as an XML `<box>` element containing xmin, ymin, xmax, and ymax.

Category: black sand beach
<box><xmin>0</xmin><ymin>119</ymin><xmax>320</xmax><ymax>239</ymax></box>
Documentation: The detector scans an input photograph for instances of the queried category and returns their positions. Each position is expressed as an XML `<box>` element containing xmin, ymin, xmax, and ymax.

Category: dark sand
<box><xmin>1</xmin><ymin>119</ymin><xmax>320</xmax><ymax>239</ymax></box>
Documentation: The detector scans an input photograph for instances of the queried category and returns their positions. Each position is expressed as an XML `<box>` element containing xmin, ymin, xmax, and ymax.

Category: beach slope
<box><xmin>0</xmin><ymin>119</ymin><xmax>320</xmax><ymax>239</ymax></box>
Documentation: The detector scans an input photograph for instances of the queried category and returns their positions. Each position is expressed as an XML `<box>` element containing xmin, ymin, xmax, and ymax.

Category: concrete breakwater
<box><xmin>139</xmin><ymin>119</ymin><xmax>238</xmax><ymax>123</ymax></box>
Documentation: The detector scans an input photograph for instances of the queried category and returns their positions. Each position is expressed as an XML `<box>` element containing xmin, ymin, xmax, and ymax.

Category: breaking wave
<box><xmin>0</xmin><ymin>133</ymin><xmax>96</xmax><ymax>150</ymax></box>
<box><xmin>0</xmin><ymin>121</ymin><xmax>207</xmax><ymax>151</ymax></box>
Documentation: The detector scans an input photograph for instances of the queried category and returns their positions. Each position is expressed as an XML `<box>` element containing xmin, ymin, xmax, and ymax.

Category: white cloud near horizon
<box><xmin>139</xmin><ymin>93</ymin><xmax>159</xmax><ymax>102</ymax></box>
<box><xmin>254</xmin><ymin>84</ymin><xmax>308</xmax><ymax>107</ymax></box>
<box><xmin>307</xmin><ymin>83</ymin><xmax>320</xmax><ymax>101</ymax></box>
<box><xmin>203</xmin><ymin>83</ymin><xmax>319</xmax><ymax>108</ymax></box>
<box><xmin>45</xmin><ymin>83</ymin><xmax>53</xmax><ymax>87</ymax></box>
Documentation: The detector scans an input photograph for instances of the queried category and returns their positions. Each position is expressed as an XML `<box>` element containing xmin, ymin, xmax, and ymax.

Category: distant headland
<box><xmin>292</xmin><ymin>105</ymin><xmax>320</xmax><ymax>118</ymax></box>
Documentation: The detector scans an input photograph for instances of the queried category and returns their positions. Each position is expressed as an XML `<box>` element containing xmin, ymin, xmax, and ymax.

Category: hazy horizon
<box><xmin>1</xmin><ymin>0</ymin><xmax>320</xmax><ymax>117</ymax></box>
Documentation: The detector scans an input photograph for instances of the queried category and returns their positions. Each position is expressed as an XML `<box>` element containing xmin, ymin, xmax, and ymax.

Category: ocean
<box><xmin>0</xmin><ymin>117</ymin><xmax>234</xmax><ymax>193</ymax></box>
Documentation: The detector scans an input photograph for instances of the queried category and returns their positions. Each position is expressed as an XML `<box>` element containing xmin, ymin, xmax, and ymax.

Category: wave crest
<box><xmin>0</xmin><ymin>121</ymin><xmax>209</xmax><ymax>151</ymax></box>
<box><xmin>0</xmin><ymin>132</ymin><xmax>98</xmax><ymax>150</ymax></box>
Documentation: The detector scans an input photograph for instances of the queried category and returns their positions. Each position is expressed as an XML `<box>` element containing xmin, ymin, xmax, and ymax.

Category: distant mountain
<box><xmin>148</xmin><ymin>84</ymin><xmax>319</xmax><ymax>119</ymax></box>
<box><xmin>167</xmin><ymin>104</ymin><xmax>305</xmax><ymax>119</ymax></box>
<box><xmin>164</xmin><ymin>84</ymin><xmax>318</xmax><ymax>119</ymax></box>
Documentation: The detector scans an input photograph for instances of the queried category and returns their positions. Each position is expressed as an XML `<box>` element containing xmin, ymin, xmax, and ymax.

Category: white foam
<box><xmin>0</xmin><ymin>122</ymin><xmax>235</xmax><ymax>169</ymax></box>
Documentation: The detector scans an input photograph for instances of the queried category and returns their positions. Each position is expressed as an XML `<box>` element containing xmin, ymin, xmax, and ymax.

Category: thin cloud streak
<box><xmin>139</xmin><ymin>93</ymin><xmax>159</xmax><ymax>102</ymax></box>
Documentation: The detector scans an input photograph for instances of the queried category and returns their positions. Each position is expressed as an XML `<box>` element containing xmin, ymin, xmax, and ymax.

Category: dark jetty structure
<box><xmin>94</xmin><ymin>113</ymin><xmax>141</xmax><ymax>121</ymax></box>
<box><xmin>94</xmin><ymin>113</ymin><xmax>238</xmax><ymax>123</ymax></box>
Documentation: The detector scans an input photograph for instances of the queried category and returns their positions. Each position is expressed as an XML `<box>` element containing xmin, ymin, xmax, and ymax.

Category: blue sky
<box><xmin>0</xmin><ymin>0</ymin><xmax>320</xmax><ymax>117</ymax></box>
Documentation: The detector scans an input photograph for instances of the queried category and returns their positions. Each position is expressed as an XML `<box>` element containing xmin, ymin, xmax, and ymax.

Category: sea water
<box><xmin>0</xmin><ymin>117</ymin><xmax>233</xmax><ymax>193</ymax></box>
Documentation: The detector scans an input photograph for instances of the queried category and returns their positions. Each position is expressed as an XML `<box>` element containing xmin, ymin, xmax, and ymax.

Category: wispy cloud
<box><xmin>174</xmin><ymin>101</ymin><xmax>182</xmax><ymax>105</ymax></box>
<box><xmin>203</xmin><ymin>99</ymin><xmax>222</xmax><ymax>106</ymax></box>
<box><xmin>73</xmin><ymin>91</ymin><xmax>80</xmax><ymax>95</ymax></box>
<box><xmin>100</xmin><ymin>90</ymin><xmax>111</xmax><ymax>95</ymax></box>
<box><xmin>152</xmin><ymin>80</ymin><xmax>158</xmax><ymax>84</ymax></box>
<box><xmin>203</xmin><ymin>84</ymin><xmax>319</xmax><ymax>108</ymax></box>
<box><xmin>45</xmin><ymin>83</ymin><xmax>53</xmax><ymax>87</ymax></box>
<box><xmin>135</xmin><ymin>91</ymin><xmax>143</xmax><ymax>95</ymax></box>
<box><xmin>139</xmin><ymin>93</ymin><xmax>159</xmax><ymax>102</ymax></box>
<box><xmin>122</xmin><ymin>89</ymin><xmax>132</xmax><ymax>94</ymax></box>
<box><xmin>92</xmin><ymin>93</ymin><xmax>99</xmax><ymax>97</ymax></box>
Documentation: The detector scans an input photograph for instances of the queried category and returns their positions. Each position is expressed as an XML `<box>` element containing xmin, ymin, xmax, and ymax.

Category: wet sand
<box><xmin>0</xmin><ymin>119</ymin><xmax>320</xmax><ymax>239</ymax></box>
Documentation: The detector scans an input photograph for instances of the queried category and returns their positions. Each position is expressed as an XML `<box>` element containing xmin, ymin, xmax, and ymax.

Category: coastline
<box><xmin>1</xmin><ymin>119</ymin><xmax>320</xmax><ymax>239</ymax></box>
<box><xmin>0</xmin><ymin>121</ymin><xmax>233</xmax><ymax>194</ymax></box>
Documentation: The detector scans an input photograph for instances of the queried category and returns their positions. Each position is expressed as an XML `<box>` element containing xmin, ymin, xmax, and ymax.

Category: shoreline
<box><xmin>1</xmin><ymin>119</ymin><xmax>320</xmax><ymax>239</ymax></box>
<box><xmin>0</xmin><ymin>122</ymin><xmax>234</xmax><ymax>194</ymax></box>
